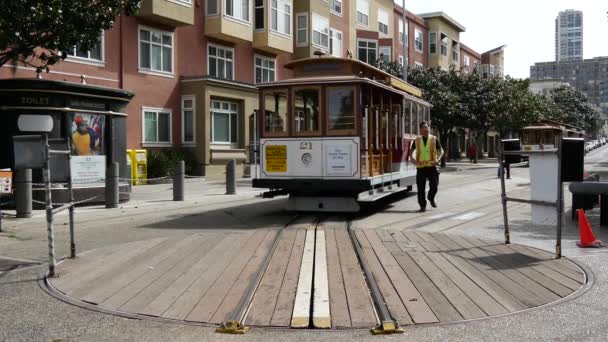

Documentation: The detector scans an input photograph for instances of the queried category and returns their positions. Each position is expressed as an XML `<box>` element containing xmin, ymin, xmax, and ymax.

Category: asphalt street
<box><xmin>2</xmin><ymin>146</ymin><xmax>608</xmax><ymax>341</ymax></box>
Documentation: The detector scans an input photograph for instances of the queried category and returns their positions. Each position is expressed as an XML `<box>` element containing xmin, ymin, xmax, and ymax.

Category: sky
<box><xmin>396</xmin><ymin>0</ymin><xmax>608</xmax><ymax>79</ymax></box>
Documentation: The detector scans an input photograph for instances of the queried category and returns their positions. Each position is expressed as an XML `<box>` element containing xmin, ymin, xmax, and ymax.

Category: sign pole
<box><xmin>44</xmin><ymin>133</ymin><xmax>57</xmax><ymax>277</ymax></box>
<box><xmin>67</xmin><ymin>139</ymin><xmax>76</xmax><ymax>258</ymax></box>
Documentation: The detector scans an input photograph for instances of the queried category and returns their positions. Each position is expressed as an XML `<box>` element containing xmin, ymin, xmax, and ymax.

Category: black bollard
<box><xmin>226</xmin><ymin>160</ymin><xmax>236</xmax><ymax>195</ymax></box>
<box><xmin>173</xmin><ymin>160</ymin><xmax>185</xmax><ymax>201</ymax></box>
<box><xmin>105</xmin><ymin>162</ymin><xmax>119</xmax><ymax>208</ymax></box>
<box><xmin>15</xmin><ymin>169</ymin><xmax>32</xmax><ymax>218</ymax></box>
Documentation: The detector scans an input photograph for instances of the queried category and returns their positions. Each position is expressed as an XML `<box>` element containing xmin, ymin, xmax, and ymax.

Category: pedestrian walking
<box><xmin>410</xmin><ymin>121</ymin><xmax>444</xmax><ymax>212</ymax></box>
<box><xmin>468</xmin><ymin>144</ymin><xmax>477</xmax><ymax>164</ymax></box>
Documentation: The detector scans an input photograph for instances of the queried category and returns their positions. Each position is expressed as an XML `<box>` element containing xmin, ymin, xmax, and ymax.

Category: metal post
<box><xmin>499</xmin><ymin>142</ymin><xmax>510</xmax><ymax>244</ymax></box>
<box><xmin>105</xmin><ymin>162</ymin><xmax>119</xmax><ymax>208</ymax></box>
<box><xmin>173</xmin><ymin>160</ymin><xmax>185</xmax><ymax>201</ymax></box>
<box><xmin>15</xmin><ymin>169</ymin><xmax>32</xmax><ymax>218</ymax></box>
<box><xmin>44</xmin><ymin>134</ymin><xmax>56</xmax><ymax>277</ymax></box>
<box><xmin>226</xmin><ymin>160</ymin><xmax>237</xmax><ymax>195</ymax></box>
<box><xmin>67</xmin><ymin>145</ymin><xmax>76</xmax><ymax>258</ymax></box>
<box><xmin>556</xmin><ymin>139</ymin><xmax>563</xmax><ymax>259</ymax></box>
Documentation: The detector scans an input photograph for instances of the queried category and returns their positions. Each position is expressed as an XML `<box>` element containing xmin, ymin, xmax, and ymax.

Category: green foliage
<box><xmin>0</xmin><ymin>0</ymin><xmax>141</xmax><ymax>73</ymax></box>
<box><xmin>147</xmin><ymin>149</ymin><xmax>197</xmax><ymax>179</ymax></box>
<box><xmin>546</xmin><ymin>85</ymin><xmax>601</xmax><ymax>134</ymax></box>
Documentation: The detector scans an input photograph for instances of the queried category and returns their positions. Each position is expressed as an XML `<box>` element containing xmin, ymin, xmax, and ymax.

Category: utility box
<box><xmin>561</xmin><ymin>138</ymin><xmax>584</xmax><ymax>182</ymax></box>
<box><xmin>126</xmin><ymin>149</ymin><xmax>136</xmax><ymax>185</ymax></box>
<box><xmin>134</xmin><ymin>149</ymin><xmax>148</xmax><ymax>185</ymax></box>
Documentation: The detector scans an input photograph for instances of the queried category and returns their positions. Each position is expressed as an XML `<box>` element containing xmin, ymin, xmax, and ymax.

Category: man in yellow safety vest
<box><xmin>409</xmin><ymin>121</ymin><xmax>444</xmax><ymax>212</ymax></box>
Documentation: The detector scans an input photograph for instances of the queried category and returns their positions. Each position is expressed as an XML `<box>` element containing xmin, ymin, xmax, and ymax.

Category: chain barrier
<box><xmin>32</xmin><ymin>195</ymin><xmax>102</xmax><ymax>207</ymax></box>
<box><xmin>28</xmin><ymin>174</ymin><xmax>209</xmax><ymax>187</ymax></box>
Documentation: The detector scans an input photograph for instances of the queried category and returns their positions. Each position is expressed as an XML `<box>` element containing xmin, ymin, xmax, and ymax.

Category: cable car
<box><xmin>251</xmin><ymin>57</ymin><xmax>431</xmax><ymax>212</ymax></box>
<box><xmin>521</xmin><ymin>120</ymin><xmax>584</xmax><ymax>152</ymax></box>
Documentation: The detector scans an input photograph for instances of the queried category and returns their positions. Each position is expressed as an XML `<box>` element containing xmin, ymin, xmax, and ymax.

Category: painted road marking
<box><xmin>453</xmin><ymin>212</ymin><xmax>485</xmax><ymax>221</ymax></box>
<box><xmin>291</xmin><ymin>227</ymin><xmax>315</xmax><ymax>328</ymax></box>
<box><xmin>312</xmin><ymin>229</ymin><xmax>330</xmax><ymax>328</ymax></box>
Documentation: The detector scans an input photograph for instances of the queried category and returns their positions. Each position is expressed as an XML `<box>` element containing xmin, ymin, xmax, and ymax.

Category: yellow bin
<box><xmin>126</xmin><ymin>149</ymin><xmax>136</xmax><ymax>185</ymax></box>
<box><xmin>134</xmin><ymin>149</ymin><xmax>148</xmax><ymax>185</ymax></box>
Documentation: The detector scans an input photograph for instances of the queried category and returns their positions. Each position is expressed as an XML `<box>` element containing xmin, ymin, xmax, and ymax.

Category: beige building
<box><xmin>418</xmin><ymin>12</ymin><xmax>466</xmax><ymax>71</ymax></box>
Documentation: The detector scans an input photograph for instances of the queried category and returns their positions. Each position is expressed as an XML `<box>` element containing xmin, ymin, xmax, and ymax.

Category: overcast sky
<box><xmin>396</xmin><ymin>0</ymin><xmax>608</xmax><ymax>79</ymax></box>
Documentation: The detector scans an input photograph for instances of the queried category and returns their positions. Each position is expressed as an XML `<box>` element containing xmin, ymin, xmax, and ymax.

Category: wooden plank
<box><xmin>403</xmin><ymin>231</ymin><xmax>425</xmax><ymax>243</ymax></box>
<box><xmin>323</xmin><ymin>228</ymin><xmax>351</xmax><ymax>328</ymax></box>
<box><xmin>414</xmin><ymin>231</ymin><xmax>435</xmax><ymax>242</ymax></box>
<box><xmin>290</xmin><ymin>228</ymin><xmax>315</xmax><ymax>328</ymax></box>
<box><xmin>245</xmin><ymin>229</ymin><xmax>298</xmax><ymax>326</ymax></box>
<box><xmin>356</xmin><ymin>230</ymin><xmax>421</xmax><ymax>325</ymax></box>
<box><xmin>450</xmin><ymin>236</ymin><xmax>560</xmax><ymax>306</ymax></box>
<box><xmin>178</xmin><ymin>230</ymin><xmax>269</xmax><ymax>323</ymax></box>
<box><xmin>425</xmin><ymin>234</ymin><xmax>527</xmax><ymax>312</ymax></box>
<box><xmin>377</xmin><ymin>229</ymin><xmax>396</xmax><ymax>242</ymax></box>
<box><xmin>334</xmin><ymin>229</ymin><xmax>377</xmax><ymax>328</ymax></box>
<box><xmin>82</xmin><ymin>234</ymin><xmax>211</xmax><ymax>305</ymax></box>
<box><xmin>312</xmin><ymin>229</ymin><xmax>331</xmax><ymax>328</ymax></box>
<box><xmin>396</xmin><ymin>241</ymin><xmax>423</xmax><ymax>252</ymax></box>
<box><xmin>54</xmin><ymin>238</ymin><xmax>166</xmax><ymax>293</ymax></box>
<box><xmin>158</xmin><ymin>233</ymin><xmax>250</xmax><ymax>320</ymax></box>
<box><xmin>425</xmin><ymin>252</ymin><xmax>509</xmax><ymax>316</ymax></box>
<box><xmin>506</xmin><ymin>244</ymin><xmax>584</xmax><ymax>284</ymax></box>
<box><xmin>390</xmin><ymin>230</ymin><xmax>409</xmax><ymax>242</ymax></box>
<box><xmin>480</xmin><ymin>244</ymin><xmax>575</xmax><ymax>297</ymax></box>
<box><xmin>121</xmin><ymin>233</ymin><xmax>241</xmax><ymax>315</ymax></box>
<box><xmin>270</xmin><ymin>229</ymin><xmax>307</xmax><ymax>327</ymax></box>
<box><xmin>101</xmin><ymin>234</ymin><xmax>223</xmax><ymax>310</ymax></box>
<box><xmin>383</xmin><ymin>241</ymin><xmax>402</xmax><ymax>253</ymax></box>
<box><xmin>209</xmin><ymin>230</ymin><xmax>278</xmax><ymax>324</ymax></box>
<box><xmin>392</xmin><ymin>252</ymin><xmax>462</xmax><ymax>322</ymax></box>
<box><xmin>408</xmin><ymin>252</ymin><xmax>486</xmax><ymax>319</ymax></box>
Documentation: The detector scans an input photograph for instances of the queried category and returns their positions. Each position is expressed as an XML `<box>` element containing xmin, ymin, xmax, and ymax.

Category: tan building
<box><xmin>418</xmin><ymin>12</ymin><xmax>466</xmax><ymax>71</ymax></box>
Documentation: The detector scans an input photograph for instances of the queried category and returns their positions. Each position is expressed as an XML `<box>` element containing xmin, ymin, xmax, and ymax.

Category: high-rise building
<box><xmin>555</xmin><ymin>9</ymin><xmax>583</xmax><ymax>62</ymax></box>
<box><xmin>530</xmin><ymin>57</ymin><xmax>608</xmax><ymax>115</ymax></box>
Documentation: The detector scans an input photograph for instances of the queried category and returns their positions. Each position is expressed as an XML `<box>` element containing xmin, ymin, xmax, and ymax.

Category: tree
<box><xmin>548</xmin><ymin>85</ymin><xmax>600</xmax><ymax>134</ymax></box>
<box><xmin>0</xmin><ymin>0</ymin><xmax>141</xmax><ymax>73</ymax></box>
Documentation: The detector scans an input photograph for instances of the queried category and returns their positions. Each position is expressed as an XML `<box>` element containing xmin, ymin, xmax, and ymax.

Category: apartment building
<box><xmin>1</xmin><ymin>0</ymin><xmax>489</xmax><ymax>176</ymax></box>
<box><xmin>480</xmin><ymin>45</ymin><xmax>506</xmax><ymax>79</ymax></box>
<box><xmin>460</xmin><ymin>43</ymin><xmax>481</xmax><ymax>75</ymax></box>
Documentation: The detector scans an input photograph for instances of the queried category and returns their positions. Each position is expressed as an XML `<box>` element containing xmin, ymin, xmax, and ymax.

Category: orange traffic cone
<box><xmin>576</xmin><ymin>209</ymin><xmax>602</xmax><ymax>248</ymax></box>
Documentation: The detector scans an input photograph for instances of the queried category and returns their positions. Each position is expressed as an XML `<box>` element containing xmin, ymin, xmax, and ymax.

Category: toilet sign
<box><xmin>0</xmin><ymin>170</ymin><xmax>12</xmax><ymax>194</ymax></box>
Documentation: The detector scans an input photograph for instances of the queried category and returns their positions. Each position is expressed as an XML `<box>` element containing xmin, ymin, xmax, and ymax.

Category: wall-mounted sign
<box><xmin>326</xmin><ymin>145</ymin><xmax>352</xmax><ymax>176</ymax></box>
<box><xmin>71</xmin><ymin>156</ymin><xmax>106</xmax><ymax>184</ymax></box>
<box><xmin>0</xmin><ymin>170</ymin><xmax>12</xmax><ymax>194</ymax></box>
<box><xmin>265</xmin><ymin>145</ymin><xmax>287</xmax><ymax>173</ymax></box>
<box><xmin>69</xmin><ymin>98</ymin><xmax>107</xmax><ymax>111</ymax></box>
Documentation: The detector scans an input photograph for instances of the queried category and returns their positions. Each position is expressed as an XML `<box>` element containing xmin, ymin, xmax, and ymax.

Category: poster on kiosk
<box><xmin>70</xmin><ymin>113</ymin><xmax>106</xmax><ymax>184</ymax></box>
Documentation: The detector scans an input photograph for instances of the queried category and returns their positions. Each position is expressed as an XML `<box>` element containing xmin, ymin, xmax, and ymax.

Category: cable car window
<box><xmin>327</xmin><ymin>87</ymin><xmax>355</xmax><ymax>133</ymax></box>
<box><xmin>412</xmin><ymin>103</ymin><xmax>419</xmax><ymax>135</ymax></box>
<box><xmin>294</xmin><ymin>87</ymin><xmax>321</xmax><ymax>134</ymax></box>
<box><xmin>403</xmin><ymin>101</ymin><xmax>411</xmax><ymax>136</ymax></box>
<box><xmin>263</xmin><ymin>90</ymin><xmax>288</xmax><ymax>135</ymax></box>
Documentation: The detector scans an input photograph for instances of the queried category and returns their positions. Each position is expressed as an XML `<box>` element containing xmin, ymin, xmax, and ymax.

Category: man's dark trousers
<box><xmin>416</xmin><ymin>166</ymin><xmax>439</xmax><ymax>209</ymax></box>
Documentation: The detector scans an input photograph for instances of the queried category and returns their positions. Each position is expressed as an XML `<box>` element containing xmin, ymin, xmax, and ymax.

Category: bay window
<box><xmin>415</xmin><ymin>29</ymin><xmax>423</xmax><ymax>53</ymax></box>
<box><xmin>211</xmin><ymin>100</ymin><xmax>238</xmax><ymax>144</ymax></box>
<box><xmin>181</xmin><ymin>96</ymin><xmax>195</xmax><ymax>144</ymax></box>
<box><xmin>271</xmin><ymin>0</ymin><xmax>291</xmax><ymax>35</ymax></box>
<box><xmin>312</xmin><ymin>14</ymin><xmax>329</xmax><ymax>50</ymax></box>
<box><xmin>225</xmin><ymin>0</ymin><xmax>249</xmax><ymax>22</ymax></box>
<box><xmin>296</xmin><ymin>13</ymin><xmax>308</xmax><ymax>46</ymax></box>
<box><xmin>330</xmin><ymin>29</ymin><xmax>342</xmax><ymax>57</ymax></box>
<box><xmin>378</xmin><ymin>8</ymin><xmax>389</xmax><ymax>36</ymax></box>
<box><xmin>356</xmin><ymin>0</ymin><xmax>369</xmax><ymax>26</ymax></box>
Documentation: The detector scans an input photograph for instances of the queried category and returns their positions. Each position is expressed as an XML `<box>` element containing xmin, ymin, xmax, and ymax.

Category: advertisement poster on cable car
<box><xmin>326</xmin><ymin>145</ymin><xmax>352</xmax><ymax>176</ymax></box>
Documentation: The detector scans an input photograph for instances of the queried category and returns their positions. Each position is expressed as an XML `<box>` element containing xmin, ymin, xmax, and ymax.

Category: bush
<box><xmin>146</xmin><ymin>149</ymin><xmax>197</xmax><ymax>179</ymax></box>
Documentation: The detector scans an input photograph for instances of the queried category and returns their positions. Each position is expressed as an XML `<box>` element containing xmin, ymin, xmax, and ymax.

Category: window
<box><xmin>452</xmin><ymin>41</ymin><xmax>459</xmax><ymax>63</ymax></box>
<box><xmin>254</xmin><ymin>0</ymin><xmax>264</xmax><ymax>29</ymax></box>
<box><xmin>330</xmin><ymin>29</ymin><xmax>342</xmax><ymax>57</ymax></box>
<box><xmin>415</xmin><ymin>29</ymin><xmax>423</xmax><ymax>53</ymax></box>
<box><xmin>327</xmin><ymin>87</ymin><xmax>355</xmax><ymax>132</ymax></box>
<box><xmin>225</xmin><ymin>0</ymin><xmax>249</xmax><ymax>22</ymax></box>
<box><xmin>312</xmin><ymin>14</ymin><xmax>329</xmax><ymax>49</ymax></box>
<box><xmin>463</xmin><ymin>55</ymin><xmax>470</xmax><ymax>72</ymax></box>
<box><xmin>67</xmin><ymin>34</ymin><xmax>103</xmax><ymax>62</ymax></box>
<box><xmin>399</xmin><ymin>55</ymin><xmax>405</xmax><ymax>66</ymax></box>
<box><xmin>415</xmin><ymin>62</ymin><xmax>423</xmax><ymax>70</ymax></box>
<box><xmin>208</xmin><ymin>44</ymin><xmax>234</xmax><ymax>80</ymax></box>
<box><xmin>181</xmin><ymin>96</ymin><xmax>195</xmax><ymax>144</ymax></box>
<box><xmin>357</xmin><ymin>39</ymin><xmax>377</xmax><ymax>64</ymax></box>
<box><xmin>429</xmin><ymin>32</ymin><xmax>437</xmax><ymax>54</ymax></box>
<box><xmin>296</xmin><ymin>13</ymin><xmax>308</xmax><ymax>46</ymax></box>
<box><xmin>294</xmin><ymin>88</ymin><xmax>320</xmax><ymax>134</ymax></box>
<box><xmin>440</xmin><ymin>34</ymin><xmax>448</xmax><ymax>56</ymax></box>
<box><xmin>399</xmin><ymin>19</ymin><xmax>408</xmax><ymax>45</ymax></box>
<box><xmin>356</xmin><ymin>0</ymin><xmax>369</xmax><ymax>26</ymax></box>
<box><xmin>255</xmin><ymin>55</ymin><xmax>276</xmax><ymax>83</ymax></box>
<box><xmin>143</xmin><ymin>108</ymin><xmax>171</xmax><ymax>144</ymax></box>
<box><xmin>271</xmin><ymin>0</ymin><xmax>291</xmax><ymax>35</ymax></box>
<box><xmin>173</xmin><ymin>0</ymin><xmax>192</xmax><ymax>5</ymax></box>
<box><xmin>378</xmin><ymin>8</ymin><xmax>389</xmax><ymax>36</ymax></box>
<box><xmin>211</xmin><ymin>100</ymin><xmax>238</xmax><ymax>144</ymax></box>
<box><xmin>379</xmin><ymin>46</ymin><xmax>391</xmax><ymax>63</ymax></box>
<box><xmin>207</xmin><ymin>0</ymin><xmax>218</xmax><ymax>15</ymax></box>
<box><xmin>139</xmin><ymin>27</ymin><xmax>173</xmax><ymax>74</ymax></box>
<box><xmin>264</xmin><ymin>90</ymin><xmax>288</xmax><ymax>134</ymax></box>
<box><xmin>482</xmin><ymin>64</ymin><xmax>489</xmax><ymax>78</ymax></box>
<box><xmin>330</xmin><ymin>0</ymin><xmax>342</xmax><ymax>15</ymax></box>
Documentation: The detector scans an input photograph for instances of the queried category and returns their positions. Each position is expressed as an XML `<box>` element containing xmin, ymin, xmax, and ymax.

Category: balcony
<box><xmin>137</xmin><ymin>0</ymin><xmax>194</xmax><ymax>27</ymax></box>
<box><xmin>205</xmin><ymin>1</ymin><xmax>253</xmax><ymax>43</ymax></box>
<box><xmin>253</xmin><ymin>31</ymin><xmax>293</xmax><ymax>54</ymax></box>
